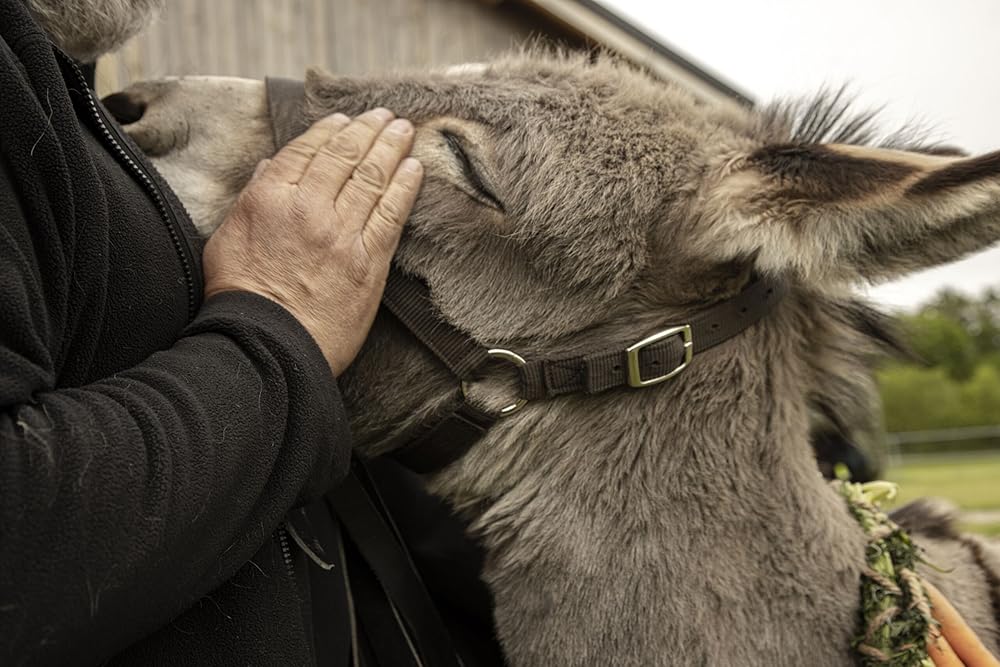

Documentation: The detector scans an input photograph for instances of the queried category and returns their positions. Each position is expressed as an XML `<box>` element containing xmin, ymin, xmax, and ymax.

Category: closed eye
<box><xmin>440</xmin><ymin>129</ymin><xmax>505</xmax><ymax>212</ymax></box>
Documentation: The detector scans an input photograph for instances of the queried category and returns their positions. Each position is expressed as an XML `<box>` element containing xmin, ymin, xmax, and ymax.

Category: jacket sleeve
<box><xmin>0</xmin><ymin>285</ymin><xmax>352</xmax><ymax>662</ymax></box>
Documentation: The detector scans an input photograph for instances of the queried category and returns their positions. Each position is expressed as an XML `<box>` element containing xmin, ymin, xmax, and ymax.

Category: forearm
<box><xmin>0</xmin><ymin>291</ymin><xmax>350</xmax><ymax>663</ymax></box>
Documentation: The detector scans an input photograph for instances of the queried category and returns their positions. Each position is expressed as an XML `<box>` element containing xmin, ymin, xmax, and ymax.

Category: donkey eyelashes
<box><xmin>440</xmin><ymin>129</ymin><xmax>506</xmax><ymax>212</ymax></box>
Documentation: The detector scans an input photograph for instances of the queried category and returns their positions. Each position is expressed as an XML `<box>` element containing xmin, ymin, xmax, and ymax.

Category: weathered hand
<box><xmin>203</xmin><ymin>109</ymin><xmax>423</xmax><ymax>375</ymax></box>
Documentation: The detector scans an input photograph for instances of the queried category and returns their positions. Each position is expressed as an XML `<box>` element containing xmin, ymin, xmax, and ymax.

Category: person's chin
<box><xmin>25</xmin><ymin>0</ymin><xmax>163</xmax><ymax>63</ymax></box>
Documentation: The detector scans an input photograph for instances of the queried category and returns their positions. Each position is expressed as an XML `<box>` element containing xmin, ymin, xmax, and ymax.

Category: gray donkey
<box><xmin>107</xmin><ymin>53</ymin><xmax>1000</xmax><ymax>665</ymax></box>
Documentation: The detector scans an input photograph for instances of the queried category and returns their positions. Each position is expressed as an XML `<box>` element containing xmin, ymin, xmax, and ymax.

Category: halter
<box><xmin>380</xmin><ymin>271</ymin><xmax>786</xmax><ymax>472</ymax></box>
<box><xmin>265</xmin><ymin>76</ymin><xmax>788</xmax><ymax>474</ymax></box>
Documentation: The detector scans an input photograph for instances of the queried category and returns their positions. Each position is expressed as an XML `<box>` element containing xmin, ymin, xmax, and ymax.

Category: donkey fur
<box><xmin>111</xmin><ymin>52</ymin><xmax>1000</xmax><ymax>665</ymax></box>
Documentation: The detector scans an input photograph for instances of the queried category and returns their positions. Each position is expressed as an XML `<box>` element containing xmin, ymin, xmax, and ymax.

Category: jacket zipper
<box><xmin>277</xmin><ymin>523</ymin><xmax>296</xmax><ymax>578</ymax></box>
<box><xmin>55</xmin><ymin>51</ymin><xmax>291</xmax><ymax>584</ymax></box>
<box><xmin>55</xmin><ymin>50</ymin><xmax>202</xmax><ymax>320</ymax></box>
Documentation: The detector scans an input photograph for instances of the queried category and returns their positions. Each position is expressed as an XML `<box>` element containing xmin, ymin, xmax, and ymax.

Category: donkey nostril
<box><xmin>101</xmin><ymin>92</ymin><xmax>147</xmax><ymax>125</ymax></box>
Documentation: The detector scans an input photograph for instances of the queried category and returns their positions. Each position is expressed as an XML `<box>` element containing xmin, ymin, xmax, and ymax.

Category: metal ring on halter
<box><xmin>460</xmin><ymin>348</ymin><xmax>528</xmax><ymax>416</ymax></box>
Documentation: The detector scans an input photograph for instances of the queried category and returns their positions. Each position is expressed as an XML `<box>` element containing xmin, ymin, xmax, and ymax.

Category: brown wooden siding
<box><xmin>96</xmin><ymin>0</ymin><xmax>583</xmax><ymax>95</ymax></box>
<box><xmin>96</xmin><ymin>0</ymin><xmax>747</xmax><ymax>111</ymax></box>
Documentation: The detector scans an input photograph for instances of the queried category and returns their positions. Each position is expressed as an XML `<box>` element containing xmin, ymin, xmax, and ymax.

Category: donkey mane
<box><xmin>761</xmin><ymin>85</ymin><xmax>963</xmax><ymax>154</ymax></box>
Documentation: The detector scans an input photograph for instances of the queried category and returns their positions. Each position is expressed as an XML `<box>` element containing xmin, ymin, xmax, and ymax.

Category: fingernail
<box><xmin>329</xmin><ymin>112</ymin><xmax>349</xmax><ymax>123</ymax></box>
<box><xmin>386</xmin><ymin>119</ymin><xmax>413</xmax><ymax>136</ymax></box>
<box><xmin>401</xmin><ymin>157</ymin><xmax>422</xmax><ymax>175</ymax></box>
<box><xmin>370</xmin><ymin>107</ymin><xmax>394</xmax><ymax>122</ymax></box>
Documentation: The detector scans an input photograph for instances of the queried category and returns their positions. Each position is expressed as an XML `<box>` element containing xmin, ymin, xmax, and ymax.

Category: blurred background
<box><xmin>97</xmin><ymin>0</ymin><xmax>1000</xmax><ymax>534</ymax></box>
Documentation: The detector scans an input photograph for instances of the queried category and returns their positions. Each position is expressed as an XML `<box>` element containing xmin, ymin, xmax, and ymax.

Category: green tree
<box><xmin>958</xmin><ymin>363</ymin><xmax>1000</xmax><ymax>426</ymax></box>
<box><xmin>876</xmin><ymin>285</ymin><xmax>1000</xmax><ymax>452</ymax></box>
<box><xmin>922</xmin><ymin>288</ymin><xmax>1000</xmax><ymax>359</ymax></box>
<box><xmin>878</xmin><ymin>363</ymin><xmax>964</xmax><ymax>432</ymax></box>
<box><xmin>968</xmin><ymin>289</ymin><xmax>1000</xmax><ymax>357</ymax></box>
<box><xmin>900</xmin><ymin>310</ymin><xmax>978</xmax><ymax>381</ymax></box>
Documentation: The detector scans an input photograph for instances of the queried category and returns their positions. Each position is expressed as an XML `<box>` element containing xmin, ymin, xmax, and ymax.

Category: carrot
<box><xmin>924</xmin><ymin>579</ymin><xmax>1000</xmax><ymax>667</ymax></box>
<box><xmin>929</xmin><ymin>631</ymin><xmax>966</xmax><ymax>667</ymax></box>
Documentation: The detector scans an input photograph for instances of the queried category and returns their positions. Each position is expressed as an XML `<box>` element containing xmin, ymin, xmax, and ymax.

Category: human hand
<box><xmin>202</xmin><ymin>109</ymin><xmax>423</xmax><ymax>375</ymax></box>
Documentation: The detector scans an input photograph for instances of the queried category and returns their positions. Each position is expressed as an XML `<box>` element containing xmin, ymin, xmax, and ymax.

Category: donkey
<box><xmin>105</xmin><ymin>53</ymin><xmax>1000</xmax><ymax>665</ymax></box>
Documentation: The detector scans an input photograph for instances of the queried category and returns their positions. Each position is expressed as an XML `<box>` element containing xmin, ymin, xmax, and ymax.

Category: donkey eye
<box><xmin>440</xmin><ymin>129</ymin><xmax>505</xmax><ymax>212</ymax></box>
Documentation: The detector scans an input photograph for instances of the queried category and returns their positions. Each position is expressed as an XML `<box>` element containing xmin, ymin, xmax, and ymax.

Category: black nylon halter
<box><xmin>265</xmin><ymin>77</ymin><xmax>789</xmax><ymax>475</ymax></box>
<box><xmin>379</xmin><ymin>270</ymin><xmax>787</xmax><ymax>473</ymax></box>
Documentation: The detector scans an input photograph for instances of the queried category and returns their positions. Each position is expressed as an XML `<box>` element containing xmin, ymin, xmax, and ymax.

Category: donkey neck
<box><xmin>436</xmin><ymin>299</ymin><xmax>846</xmax><ymax>514</ymax></box>
<box><xmin>430</xmin><ymin>301</ymin><xmax>867</xmax><ymax>665</ymax></box>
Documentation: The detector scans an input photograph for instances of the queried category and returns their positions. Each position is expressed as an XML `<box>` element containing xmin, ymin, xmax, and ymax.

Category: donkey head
<box><xmin>111</xmin><ymin>52</ymin><xmax>998</xmax><ymax>480</ymax></box>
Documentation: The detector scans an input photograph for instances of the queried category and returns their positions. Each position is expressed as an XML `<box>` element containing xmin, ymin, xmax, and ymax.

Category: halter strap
<box><xmin>381</xmin><ymin>270</ymin><xmax>788</xmax><ymax>472</ymax></box>
<box><xmin>266</xmin><ymin>76</ymin><xmax>309</xmax><ymax>147</ymax></box>
<box><xmin>518</xmin><ymin>276</ymin><xmax>784</xmax><ymax>398</ymax></box>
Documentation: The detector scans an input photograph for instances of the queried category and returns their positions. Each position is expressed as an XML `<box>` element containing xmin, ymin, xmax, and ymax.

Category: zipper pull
<box><xmin>285</xmin><ymin>507</ymin><xmax>336</xmax><ymax>571</ymax></box>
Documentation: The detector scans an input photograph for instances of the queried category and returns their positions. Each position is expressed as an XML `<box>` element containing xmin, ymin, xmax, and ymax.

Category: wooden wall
<box><xmin>96</xmin><ymin>0</ymin><xmax>579</xmax><ymax>94</ymax></box>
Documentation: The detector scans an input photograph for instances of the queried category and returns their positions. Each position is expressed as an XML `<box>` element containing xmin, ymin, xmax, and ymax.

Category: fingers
<box><xmin>361</xmin><ymin>157</ymin><xmax>423</xmax><ymax>261</ymax></box>
<box><xmin>298</xmin><ymin>108</ymin><xmax>395</xmax><ymax>197</ymax></box>
<box><xmin>256</xmin><ymin>105</ymin><xmax>421</xmax><ymax>265</ymax></box>
<box><xmin>332</xmin><ymin>118</ymin><xmax>416</xmax><ymax>233</ymax></box>
<box><xmin>264</xmin><ymin>113</ymin><xmax>351</xmax><ymax>184</ymax></box>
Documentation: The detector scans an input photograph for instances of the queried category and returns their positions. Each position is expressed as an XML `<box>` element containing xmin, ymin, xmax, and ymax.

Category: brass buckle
<box><xmin>461</xmin><ymin>348</ymin><xmax>528</xmax><ymax>416</ymax></box>
<box><xmin>625</xmin><ymin>325</ymin><xmax>693</xmax><ymax>388</ymax></box>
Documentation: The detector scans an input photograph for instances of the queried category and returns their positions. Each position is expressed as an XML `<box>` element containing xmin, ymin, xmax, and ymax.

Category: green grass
<box><xmin>958</xmin><ymin>522</ymin><xmax>1000</xmax><ymax>537</ymax></box>
<box><xmin>884</xmin><ymin>450</ymin><xmax>1000</xmax><ymax>510</ymax></box>
<box><xmin>882</xmin><ymin>449</ymin><xmax>1000</xmax><ymax>536</ymax></box>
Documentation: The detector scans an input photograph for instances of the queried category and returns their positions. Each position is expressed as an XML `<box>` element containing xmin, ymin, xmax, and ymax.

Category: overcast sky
<box><xmin>602</xmin><ymin>0</ymin><xmax>1000</xmax><ymax>310</ymax></box>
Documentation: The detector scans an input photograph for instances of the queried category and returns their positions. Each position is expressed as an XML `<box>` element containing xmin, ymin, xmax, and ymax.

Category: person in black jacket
<box><xmin>0</xmin><ymin>0</ymin><xmax>424</xmax><ymax>663</ymax></box>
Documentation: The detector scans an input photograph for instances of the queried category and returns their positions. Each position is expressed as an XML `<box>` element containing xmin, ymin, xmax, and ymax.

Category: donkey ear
<box><xmin>699</xmin><ymin>143</ymin><xmax>1000</xmax><ymax>285</ymax></box>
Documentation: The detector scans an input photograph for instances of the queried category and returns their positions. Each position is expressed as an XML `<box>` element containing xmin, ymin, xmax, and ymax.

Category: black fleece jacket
<box><xmin>0</xmin><ymin>2</ymin><xmax>351</xmax><ymax>664</ymax></box>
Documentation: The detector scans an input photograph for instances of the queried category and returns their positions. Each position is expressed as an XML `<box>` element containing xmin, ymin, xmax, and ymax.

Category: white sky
<box><xmin>602</xmin><ymin>0</ymin><xmax>1000</xmax><ymax>310</ymax></box>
